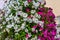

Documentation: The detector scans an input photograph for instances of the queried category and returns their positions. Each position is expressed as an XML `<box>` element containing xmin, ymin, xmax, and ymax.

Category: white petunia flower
<box><xmin>5</xmin><ymin>13</ymin><xmax>9</xmax><ymax>18</ymax></box>
<box><xmin>23</xmin><ymin>18</ymin><xmax>28</xmax><ymax>21</ymax></box>
<box><xmin>56</xmin><ymin>29</ymin><xmax>60</xmax><ymax>38</ymax></box>
<box><xmin>15</xmin><ymin>33</ymin><xmax>19</xmax><ymax>35</ymax></box>
<box><xmin>15</xmin><ymin>28</ymin><xmax>21</xmax><ymax>32</ymax></box>
<box><xmin>9</xmin><ymin>2</ymin><xmax>14</xmax><ymax>7</ymax></box>
<box><xmin>34</xmin><ymin>13</ymin><xmax>41</xmax><ymax>19</ymax></box>
<box><xmin>21</xmin><ymin>22</ymin><xmax>26</xmax><ymax>29</ymax></box>
<box><xmin>36</xmin><ymin>30</ymin><xmax>38</xmax><ymax>33</ymax></box>
<box><xmin>14</xmin><ymin>16</ymin><xmax>19</xmax><ymax>22</ymax></box>
<box><xmin>19</xmin><ymin>6</ymin><xmax>22</xmax><ymax>10</ymax></box>
<box><xmin>23</xmin><ymin>13</ymin><xmax>28</xmax><ymax>18</ymax></box>
<box><xmin>17</xmin><ymin>20</ymin><xmax>20</xmax><ymax>23</ymax></box>
<box><xmin>31</xmin><ymin>10</ymin><xmax>36</xmax><ymax>14</ymax></box>
<box><xmin>31</xmin><ymin>36</ymin><xmax>37</xmax><ymax>40</ymax></box>
<box><xmin>5</xmin><ymin>37</ymin><xmax>9</xmax><ymax>40</ymax></box>
<box><xmin>9</xmin><ymin>14</ymin><xmax>12</xmax><ymax>18</ymax></box>
<box><xmin>17</xmin><ymin>11</ymin><xmax>28</xmax><ymax>18</ymax></box>
<box><xmin>55</xmin><ymin>35</ymin><xmax>60</xmax><ymax>38</ymax></box>
<box><xmin>33</xmin><ymin>1</ymin><xmax>40</xmax><ymax>9</ymax></box>
<box><xmin>9</xmin><ymin>16</ymin><xmax>14</xmax><ymax>20</ymax></box>
<box><xmin>6</xmin><ymin>28</ymin><xmax>10</xmax><ymax>33</ymax></box>
<box><xmin>33</xmin><ymin>17</ymin><xmax>38</xmax><ymax>23</ymax></box>
<box><xmin>6</xmin><ymin>24</ymin><xmax>13</xmax><ymax>28</ymax></box>
<box><xmin>14</xmin><ymin>16</ymin><xmax>18</xmax><ymax>21</ymax></box>
<box><xmin>28</xmin><ymin>33</ymin><xmax>31</xmax><ymax>37</ymax></box>
<box><xmin>17</xmin><ymin>11</ymin><xmax>23</xmax><ymax>16</ymax></box>
<box><xmin>14</xmin><ymin>26</ymin><xmax>18</xmax><ymax>30</ymax></box>
<box><xmin>21</xmin><ymin>25</ymin><xmax>25</xmax><ymax>29</ymax></box>
<box><xmin>11</xmin><ymin>23</ymin><xmax>15</xmax><ymax>27</ymax></box>
<box><xmin>26</xmin><ymin>38</ymin><xmax>28</xmax><ymax>40</ymax></box>
<box><xmin>6</xmin><ymin>18</ymin><xmax>10</xmax><ymax>21</ymax></box>
<box><xmin>38</xmin><ymin>21</ymin><xmax>44</xmax><ymax>27</ymax></box>
<box><xmin>25</xmin><ymin>28</ymin><xmax>28</xmax><ymax>33</ymax></box>
<box><xmin>57</xmin><ymin>28</ymin><xmax>60</xmax><ymax>35</ymax></box>
<box><xmin>38</xmin><ymin>0</ymin><xmax>44</xmax><ymax>2</ymax></box>
<box><xmin>37</xmin><ymin>0</ymin><xmax>45</xmax><ymax>5</ymax></box>
<box><xmin>0</xmin><ymin>25</ymin><xmax>3</xmax><ymax>29</ymax></box>
<box><xmin>32</xmin><ymin>28</ymin><xmax>35</xmax><ymax>32</ymax></box>
<box><xmin>14</xmin><ymin>6</ymin><xmax>19</xmax><ymax>10</ymax></box>
<box><xmin>27</xmin><ymin>18</ymin><xmax>32</xmax><ymax>23</ymax></box>
<box><xmin>14</xmin><ymin>25</ymin><xmax>19</xmax><ymax>32</ymax></box>
<box><xmin>24</xmin><ymin>1</ymin><xmax>28</xmax><ymax>7</ymax></box>
<box><xmin>7</xmin><ymin>8</ymin><xmax>11</xmax><ymax>14</ymax></box>
<box><xmin>2</xmin><ymin>21</ymin><xmax>6</xmax><ymax>25</ymax></box>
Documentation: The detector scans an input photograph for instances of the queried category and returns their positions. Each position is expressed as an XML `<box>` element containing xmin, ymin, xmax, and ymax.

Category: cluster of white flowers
<box><xmin>55</xmin><ymin>27</ymin><xmax>60</xmax><ymax>38</ymax></box>
<box><xmin>17</xmin><ymin>11</ymin><xmax>28</xmax><ymax>18</ymax></box>
<box><xmin>0</xmin><ymin>0</ymin><xmax>45</xmax><ymax>40</ymax></box>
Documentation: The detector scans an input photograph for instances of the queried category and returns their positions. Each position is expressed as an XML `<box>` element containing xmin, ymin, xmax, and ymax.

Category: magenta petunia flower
<box><xmin>46</xmin><ymin>36</ymin><xmax>51</xmax><ymax>40</ymax></box>
<box><xmin>38</xmin><ymin>35</ymin><xmax>45</xmax><ymax>40</ymax></box>
<box><xmin>32</xmin><ymin>25</ymin><xmax>37</xmax><ymax>29</ymax></box>
<box><xmin>47</xmin><ymin>23</ymin><xmax>56</xmax><ymax>28</ymax></box>
<box><xmin>26</xmin><ymin>8</ymin><xmax>30</xmax><ymax>12</ymax></box>
<box><xmin>42</xmin><ymin>29</ymin><xmax>48</xmax><ymax>37</ymax></box>
<box><xmin>39</xmin><ymin>27</ymin><xmax>43</xmax><ymax>31</ymax></box>
<box><xmin>38</xmin><ymin>8</ymin><xmax>45</xmax><ymax>12</ymax></box>
<box><xmin>27</xmin><ymin>0</ymin><xmax>32</xmax><ymax>3</ymax></box>
<box><xmin>37</xmin><ymin>12</ymin><xmax>43</xmax><ymax>16</ymax></box>
<box><xmin>26</xmin><ymin>33</ymin><xmax>29</xmax><ymax>38</ymax></box>
<box><xmin>47</xmin><ymin>9</ymin><xmax>55</xmax><ymax>18</ymax></box>
<box><xmin>51</xmin><ymin>36</ymin><xmax>55</xmax><ymax>40</ymax></box>
<box><xmin>50</xmin><ymin>30</ymin><xmax>56</xmax><ymax>36</ymax></box>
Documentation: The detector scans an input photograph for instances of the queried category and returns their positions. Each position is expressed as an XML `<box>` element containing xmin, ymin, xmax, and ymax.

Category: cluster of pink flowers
<box><xmin>26</xmin><ymin>7</ymin><xmax>57</xmax><ymax>40</ymax></box>
<box><xmin>37</xmin><ymin>8</ymin><xmax>56</xmax><ymax>40</ymax></box>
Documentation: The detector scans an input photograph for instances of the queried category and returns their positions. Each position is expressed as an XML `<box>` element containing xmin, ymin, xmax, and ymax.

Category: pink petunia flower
<box><xmin>26</xmin><ymin>33</ymin><xmax>29</xmax><ymax>38</ymax></box>
<box><xmin>27</xmin><ymin>0</ymin><xmax>32</xmax><ymax>3</ymax></box>
<box><xmin>26</xmin><ymin>8</ymin><xmax>30</xmax><ymax>12</ymax></box>
<box><xmin>37</xmin><ymin>12</ymin><xmax>43</xmax><ymax>16</ymax></box>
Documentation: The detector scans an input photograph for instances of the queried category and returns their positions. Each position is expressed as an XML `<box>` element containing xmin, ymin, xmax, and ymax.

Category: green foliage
<box><xmin>8</xmin><ymin>27</ymin><xmax>15</xmax><ymax>38</ymax></box>
<box><xmin>0</xmin><ymin>31</ymin><xmax>8</xmax><ymax>40</ymax></box>
<box><xmin>10</xmin><ymin>8</ymin><xmax>16</xmax><ymax>16</ymax></box>
<box><xmin>14</xmin><ymin>33</ymin><xmax>20</xmax><ymax>40</ymax></box>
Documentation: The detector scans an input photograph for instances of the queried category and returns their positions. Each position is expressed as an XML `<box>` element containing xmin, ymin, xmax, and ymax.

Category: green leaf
<box><xmin>19</xmin><ymin>30</ymin><xmax>26</xmax><ymax>37</ymax></box>
<box><xmin>18</xmin><ymin>0</ymin><xmax>23</xmax><ymax>6</ymax></box>
<box><xmin>14</xmin><ymin>33</ymin><xmax>20</xmax><ymax>40</ymax></box>
<box><xmin>0</xmin><ymin>31</ymin><xmax>8</xmax><ymax>40</ymax></box>
<box><xmin>11</xmin><ymin>8</ymin><xmax>16</xmax><ymax>16</ymax></box>
<box><xmin>8</xmin><ymin>27</ymin><xmax>15</xmax><ymax>38</ymax></box>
